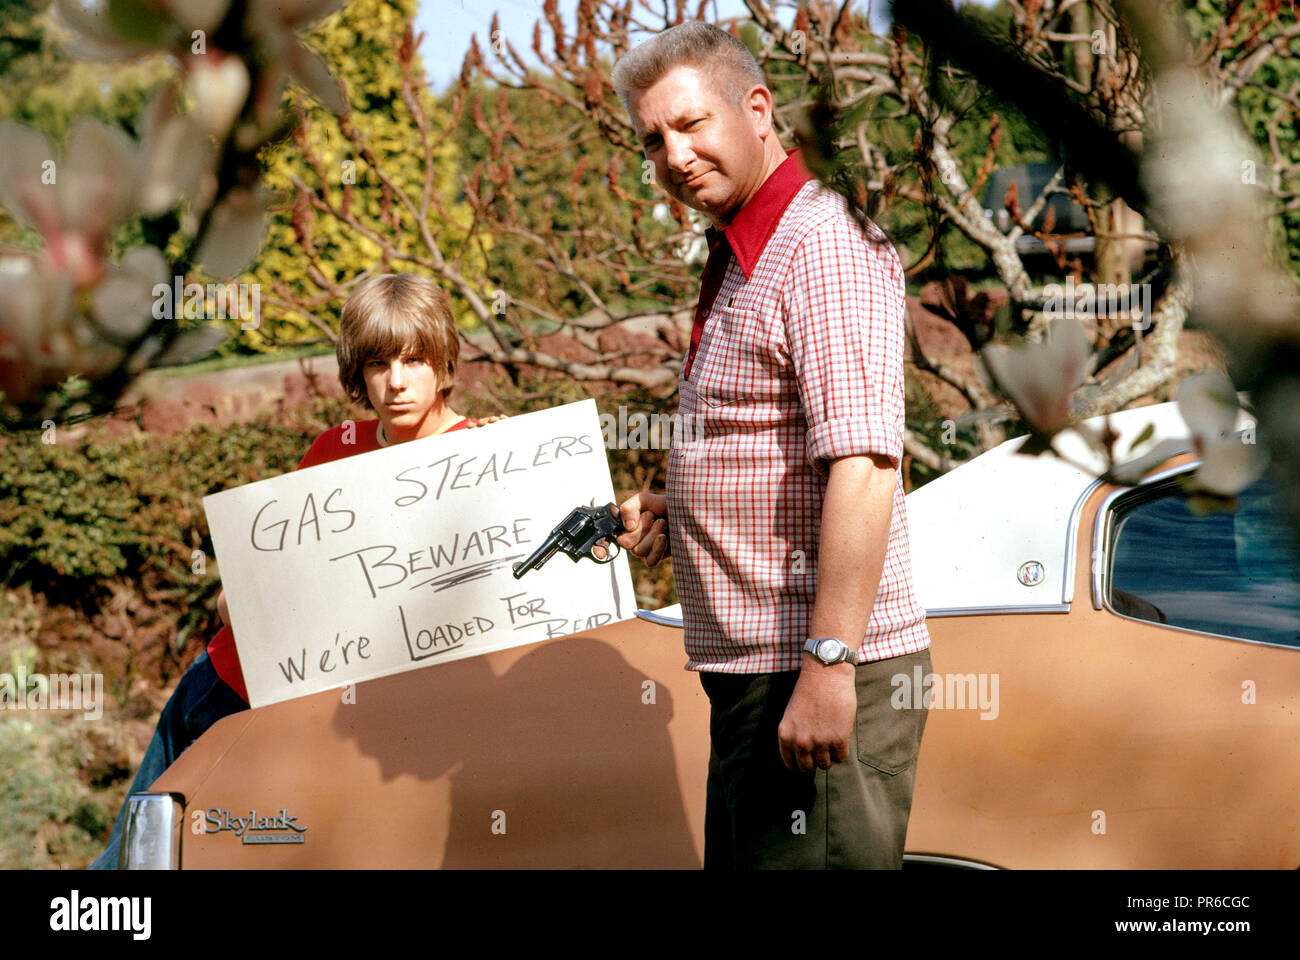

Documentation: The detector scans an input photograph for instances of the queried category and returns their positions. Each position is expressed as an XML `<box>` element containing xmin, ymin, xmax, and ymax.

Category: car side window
<box><xmin>1107</xmin><ymin>473</ymin><xmax>1300</xmax><ymax>648</ymax></box>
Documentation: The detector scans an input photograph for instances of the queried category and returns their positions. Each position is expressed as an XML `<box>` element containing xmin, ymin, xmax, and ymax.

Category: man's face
<box><xmin>629</xmin><ymin>65</ymin><xmax>770</xmax><ymax>226</ymax></box>
<box><xmin>363</xmin><ymin>348</ymin><xmax>443</xmax><ymax>434</ymax></box>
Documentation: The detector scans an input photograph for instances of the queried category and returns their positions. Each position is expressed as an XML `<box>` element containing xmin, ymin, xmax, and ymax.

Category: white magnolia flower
<box><xmin>196</xmin><ymin>186</ymin><xmax>270</xmax><ymax>280</ymax></box>
<box><xmin>50</xmin><ymin>0</ymin><xmax>167</xmax><ymax>60</ymax></box>
<box><xmin>136</xmin><ymin>87</ymin><xmax>215</xmax><ymax>216</ymax></box>
<box><xmin>166</xmin><ymin>0</ymin><xmax>234</xmax><ymax>33</ymax></box>
<box><xmin>1176</xmin><ymin>371</ymin><xmax>1267</xmax><ymax>496</ymax></box>
<box><xmin>91</xmin><ymin>246</ymin><xmax>170</xmax><ymax>340</ymax></box>
<box><xmin>0</xmin><ymin>118</ymin><xmax>137</xmax><ymax>287</ymax></box>
<box><xmin>53</xmin><ymin>0</ymin><xmax>346</xmax><ymax>147</ymax></box>
<box><xmin>186</xmin><ymin>52</ymin><xmax>251</xmax><ymax>140</ymax></box>
<box><xmin>981</xmin><ymin>318</ymin><xmax>1090</xmax><ymax>437</ymax></box>
<box><xmin>245</xmin><ymin>0</ymin><xmax>349</xmax><ymax>123</ymax></box>
<box><xmin>0</xmin><ymin>110</ymin><xmax>213</xmax><ymax>286</ymax></box>
<box><xmin>51</xmin><ymin>0</ymin><xmax>234</xmax><ymax>58</ymax></box>
<box><xmin>0</xmin><ymin>255</ymin><xmax>119</xmax><ymax>405</ymax></box>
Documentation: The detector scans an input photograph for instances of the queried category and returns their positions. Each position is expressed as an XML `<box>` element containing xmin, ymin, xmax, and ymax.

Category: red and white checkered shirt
<box><xmin>667</xmin><ymin>149</ymin><xmax>930</xmax><ymax>673</ymax></box>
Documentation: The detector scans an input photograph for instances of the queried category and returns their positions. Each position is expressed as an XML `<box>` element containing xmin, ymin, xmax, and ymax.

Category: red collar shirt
<box><xmin>667</xmin><ymin>149</ymin><xmax>930</xmax><ymax>672</ymax></box>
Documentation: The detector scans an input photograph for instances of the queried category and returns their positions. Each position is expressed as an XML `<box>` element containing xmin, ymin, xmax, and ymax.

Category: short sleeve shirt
<box><xmin>666</xmin><ymin>150</ymin><xmax>930</xmax><ymax>673</ymax></box>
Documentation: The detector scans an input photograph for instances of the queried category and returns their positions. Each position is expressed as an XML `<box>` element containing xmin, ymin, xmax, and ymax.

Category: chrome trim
<box><xmin>1091</xmin><ymin>497</ymin><xmax>1115</xmax><ymax>610</ymax></box>
<box><xmin>903</xmin><ymin>853</ymin><xmax>1002</xmax><ymax>870</ymax></box>
<box><xmin>641</xmin><ymin>602</ymin><xmax>1074</xmax><ymax>625</ymax></box>
<box><xmin>120</xmin><ymin>792</ymin><xmax>184</xmax><ymax>870</ymax></box>
<box><xmin>925</xmin><ymin>603</ymin><xmax>1071</xmax><ymax>618</ymax></box>
<box><xmin>1091</xmin><ymin>461</ymin><xmax>1199</xmax><ymax>610</ymax></box>
<box><xmin>635</xmin><ymin>608</ymin><xmax>684</xmax><ymax>629</ymax></box>
<box><xmin>1062</xmin><ymin>477</ymin><xmax>1106</xmax><ymax>606</ymax></box>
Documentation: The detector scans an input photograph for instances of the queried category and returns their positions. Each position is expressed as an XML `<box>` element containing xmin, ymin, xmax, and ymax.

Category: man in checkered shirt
<box><xmin>613</xmin><ymin>22</ymin><xmax>932</xmax><ymax>869</ymax></box>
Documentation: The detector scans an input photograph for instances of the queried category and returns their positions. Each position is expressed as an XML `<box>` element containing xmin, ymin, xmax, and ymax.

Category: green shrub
<box><xmin>0</xmin><ymin>714</ymin><xmax>118</xmax><ymax>869</ymax></box>
<box><xmin>0</xmin><ymin>400</ymin><xmax>343</xmax><ymax>593</ymax></box>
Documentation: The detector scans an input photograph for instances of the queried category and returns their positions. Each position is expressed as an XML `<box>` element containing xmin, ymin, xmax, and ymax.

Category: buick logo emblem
<box><xmin>1017</xmin><ymin>560</ymin><xmax>1045</xmax><ymax>586</ymax></box>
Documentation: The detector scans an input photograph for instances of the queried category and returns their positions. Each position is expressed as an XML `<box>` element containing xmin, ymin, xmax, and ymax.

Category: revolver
<box><xmin>512</xmin><ymin>504</ymin><xmax>625</xmax><ymax>579</ymax></box>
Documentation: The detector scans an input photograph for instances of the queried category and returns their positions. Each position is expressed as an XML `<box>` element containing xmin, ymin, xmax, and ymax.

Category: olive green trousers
<box><xmin>699</xmin><ymin>647</ymin><xmax>931</xmax><ymax>869</ymax></box>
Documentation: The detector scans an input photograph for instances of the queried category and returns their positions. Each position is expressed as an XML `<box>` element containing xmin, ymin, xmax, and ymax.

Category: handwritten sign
<box><xmin>202</xmin><ymin>400</ymin><xmax>636</xmax><ymax>708</ymax></box>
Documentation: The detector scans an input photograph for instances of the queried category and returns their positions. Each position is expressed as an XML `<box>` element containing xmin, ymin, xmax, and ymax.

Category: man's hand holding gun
<box><xmin>511</xmin><ymin>493</ymin><xmax>671</xmax><ymax>579</ymax></box>
<box><xmin>616</xmin><ymin>492</ymin><xmax>670</xmax><ymax>567</ymax></box>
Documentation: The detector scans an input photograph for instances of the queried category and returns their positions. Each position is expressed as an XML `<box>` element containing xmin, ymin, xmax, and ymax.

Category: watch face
<box><xmin>817</xmin><ymin>638</ymin><xmax>842</xmax><ymax>661</ymax></box>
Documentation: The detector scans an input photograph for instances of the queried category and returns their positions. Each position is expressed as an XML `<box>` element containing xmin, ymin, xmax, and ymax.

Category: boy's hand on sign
<box><xmin>217</xmin><ymin>588</ymin><xmax>231</xmax><ymax>629</ymax></box>
<box><xmin>468</xmin><ymin>415</ymin><xmax>507</xmax><ymax>427</ymax></box>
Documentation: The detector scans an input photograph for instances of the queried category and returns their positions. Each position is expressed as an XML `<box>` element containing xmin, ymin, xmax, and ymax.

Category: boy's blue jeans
<box><xmin>88</xmin><ymin>651</ymin><xmax>249</xmax><ymax>870</ymax></box>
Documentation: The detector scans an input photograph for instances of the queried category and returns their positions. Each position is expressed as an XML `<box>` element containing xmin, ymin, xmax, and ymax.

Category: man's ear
<box><xmin>745</xmin><ymin>84</ymin><xmax>775</xmax><ymax>138</ymax></box>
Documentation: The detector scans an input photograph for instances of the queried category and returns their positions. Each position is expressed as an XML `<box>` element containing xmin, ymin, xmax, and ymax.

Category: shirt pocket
<box><xmin>690</xmin><ymin>305</ymin><xmax>764</xmax><ymax>408</ymax></box>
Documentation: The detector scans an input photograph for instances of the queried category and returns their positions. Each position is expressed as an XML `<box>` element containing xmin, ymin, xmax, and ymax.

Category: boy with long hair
<box><xmin>91</xmin><ymin>273</ymin><xmax>497</xmax><ymax>868</ymax></box>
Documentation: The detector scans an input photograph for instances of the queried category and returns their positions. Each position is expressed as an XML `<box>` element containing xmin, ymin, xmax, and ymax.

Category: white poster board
<box><xmin>203</xmin><ymin>399</ymin><xmax>635</xmax><ymax>708</ymax></box>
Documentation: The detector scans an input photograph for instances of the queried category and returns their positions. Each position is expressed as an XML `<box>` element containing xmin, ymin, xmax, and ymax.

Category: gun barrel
<box><xmin>511</xmin><ymin>535</ymin><xmax>564</xmax><ymax>579</ymax></box>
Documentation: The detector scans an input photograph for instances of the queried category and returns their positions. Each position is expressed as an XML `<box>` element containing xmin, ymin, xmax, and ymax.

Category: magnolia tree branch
<box><xmin>1074</xmin><ymin>276</ymin><xmax>1190</xmax><ymax>415</ymax></box>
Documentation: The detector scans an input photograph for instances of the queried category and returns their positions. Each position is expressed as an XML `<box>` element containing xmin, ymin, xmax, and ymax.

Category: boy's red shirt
<box><xmin>206</xmin><ymin>416</ymin><xmax>473</xmax><ymax>702</ymax></box>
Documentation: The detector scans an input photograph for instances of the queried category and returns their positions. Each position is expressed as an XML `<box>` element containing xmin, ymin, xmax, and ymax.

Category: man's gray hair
<box><xmin>611</xmin><ymin>21</ymin><xmax>766</xmax><ymax>115</ymax></box>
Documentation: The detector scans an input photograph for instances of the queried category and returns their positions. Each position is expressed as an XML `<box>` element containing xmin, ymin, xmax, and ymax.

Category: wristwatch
<box><xmin>804</xmin><ymin>636</ymin><xmax>855</xmax><ymax>666</ymax></box>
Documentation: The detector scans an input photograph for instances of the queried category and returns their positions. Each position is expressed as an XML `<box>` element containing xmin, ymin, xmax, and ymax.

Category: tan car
<box><xmin>119</xmin><ymin>402</ymin><xmax>1300</xmax><ymax>868</ymax></box>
